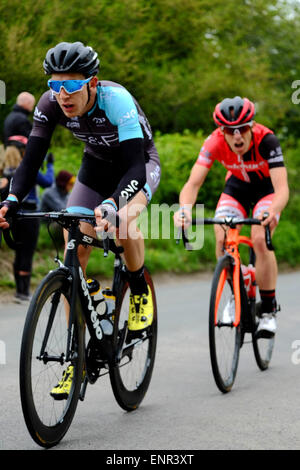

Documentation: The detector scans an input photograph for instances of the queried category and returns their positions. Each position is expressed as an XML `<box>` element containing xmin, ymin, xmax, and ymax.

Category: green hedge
<box><xmin>30</xmin><ymin>129</ymin><xmax>300</xmax><ymax>282</ymax></box>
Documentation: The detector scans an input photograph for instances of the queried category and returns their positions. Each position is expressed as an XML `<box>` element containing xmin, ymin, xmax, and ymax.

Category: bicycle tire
<box><xmin>209</xmin><ymin>255</ymin><xmax>241</xmax><ymax>393</ymax></box>
<box><xmin>252</xmin><ymin>302</ymin><xmax>275</xmax><ymax>371</ymax></box>
<box><xmin>19</xmin><ymin>269</ymin><xmax>85</xmax><ymax>448</ymax></box>
<box><xmin>109</xmin><ymin>267</ymin><xmax>157</xmax><ymax>411</ymax></box>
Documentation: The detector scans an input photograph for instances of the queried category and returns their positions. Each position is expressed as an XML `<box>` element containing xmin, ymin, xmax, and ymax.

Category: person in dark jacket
<box><xmin>41</xmin><ymin>170</ymin><xmax>75</xmax><ymax>212</ymax></box>
<box><xmin>3</xmin><ymin>92</ymin><xmax>35</xmax><ymax>146</ymax></box>
<box><xmin>0</xmin><ymin>136</ymin><xmax>54</xmax><ymax>302</ymax></box>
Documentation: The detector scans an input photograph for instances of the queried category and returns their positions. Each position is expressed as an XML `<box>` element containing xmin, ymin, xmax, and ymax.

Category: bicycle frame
<box><xmin>8</xmin><ymin>211</ymin><xmax>124</xmax><ymax>364</ymax></box>
<box><xmin>63</xmin><ymin>217</ymin><xmax>126</xmax><ymax>364</ymax></box>
<box><xmin>177</xmin><ymin>215</ymin><xmax>273</xmax><ymax>329</ymax></box>
<box><xmin>215</xmin><ymin>228</ymin><xmax>254</xmax><ymax>328</ymax></box>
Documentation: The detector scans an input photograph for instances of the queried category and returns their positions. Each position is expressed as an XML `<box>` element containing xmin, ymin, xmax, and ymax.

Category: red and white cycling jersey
<box><xmin>197</xmin><ymin>123</ymin><xmax>284</xmax><ymax>183</ymax></box>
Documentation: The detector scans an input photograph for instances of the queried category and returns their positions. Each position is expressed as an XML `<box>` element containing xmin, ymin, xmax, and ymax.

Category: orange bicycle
<box><xmin>178</xmin><ymin>215</ymin><xmax>276</xmax><ymax>394</ymax></box>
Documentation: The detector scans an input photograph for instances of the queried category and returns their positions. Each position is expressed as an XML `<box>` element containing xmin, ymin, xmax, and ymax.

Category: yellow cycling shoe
<box><xmin>128</xmin><ymin>286</ymin><xmax>153</xmax><ymax>331</ymax></box>
<box><xmin>50</xmin><ymin>365</ymin><xmax>74</xmax><ymax>400</ymax></box>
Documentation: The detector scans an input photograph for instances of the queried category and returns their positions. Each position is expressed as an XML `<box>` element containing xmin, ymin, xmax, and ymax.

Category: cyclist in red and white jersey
<box><xmin>174</xmin><ymin>96</ymin><xmax>289</xmax><ymax>337</ymax></box>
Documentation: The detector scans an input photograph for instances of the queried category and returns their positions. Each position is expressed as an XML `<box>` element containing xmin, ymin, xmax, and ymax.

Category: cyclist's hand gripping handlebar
<box><xmin>175</xmin><ymin>208</ymin><xmax>194</xmax><ymax>249</ymax></box>
<box><xmin>176</xmin><ymin>213</ymin><xmax>274</xmax><ymax>251</ymax></box>
<box><xmin>96</xmin><ymin>205</ymin><xmax>120</xmax><ymax>257</ymax></box>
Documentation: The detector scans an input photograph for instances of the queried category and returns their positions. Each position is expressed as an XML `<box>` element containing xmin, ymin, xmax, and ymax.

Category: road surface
<box><xmin>0</xmin><ymin>270</ymin><xmax>300</xmax><ymax>450</ymax></box>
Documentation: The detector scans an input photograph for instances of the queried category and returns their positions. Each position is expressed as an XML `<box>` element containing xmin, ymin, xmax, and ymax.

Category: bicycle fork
<box><xmin>214</xmin><ymin>253</ymin><xmax>242</xmax><ymax>328</ymax></box>
<box><xmin>64</xmin><ymin>226</ymin><xmax>114</xmax><ymax>364</ymax></box>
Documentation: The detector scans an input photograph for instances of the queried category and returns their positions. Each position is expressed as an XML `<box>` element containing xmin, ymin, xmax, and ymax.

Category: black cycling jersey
<box><xmin>11</xmin><ymin>81</ymin><xmax>159</xmax><ymax>208</ymax></box>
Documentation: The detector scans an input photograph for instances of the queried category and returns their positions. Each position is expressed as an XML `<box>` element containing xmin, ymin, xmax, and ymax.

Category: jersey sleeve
<box><xmin>196</xmin><ymin>134</ymin><xmax>216</xmax><ymax>168</ymax></box>
<box><xmin>101</xmin><ymin>87</ymin><xmax>143</xmax><ymax>142</ymax></box>
<box><xmin>30</xmin><ymin>91</ymin><xmax>58</xmax><ymax>140</ymax></box>
<box><xmin>258</xmin><ymin>134</ymin><xmax>285</xmax><ymax>169</ymax></box>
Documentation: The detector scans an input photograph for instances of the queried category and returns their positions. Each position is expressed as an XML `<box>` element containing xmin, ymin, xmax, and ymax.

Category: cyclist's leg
<box><xmin>117</xmin><ymin>143</ymin><xmax>160</xmax><ymax>281</ymax></box>
<box><xmin>214</xmin><ymin>192</ymin><xmax>247</xmax><ymax>258</ymax></box>
<box><xmin>252</xmin><ymin>194</ymin><xmax>279</xmax><ymax>335</ymax></box>
<box><xmin>252</xmin><ymin>193</ymin><xmax>279</xmax><ymax>288</ymax></box>
<box><xmin>117</xmin><ymin>190</ymin><xmax>146</xmax><ymax>272</ymax></box>
<box><xmin>117</xmin><ymin>146</ymin><xmax>160</xmax><ymax>330</ymax></box>
<box><xmin>117</xmin><ymin>191</ymin><xmax>152</xmax><ymax>329</ymax></box>
<box><xmin>64</xmin><ymin>178</ymin><xmax>102</xmax><ymax>275</ymax></box>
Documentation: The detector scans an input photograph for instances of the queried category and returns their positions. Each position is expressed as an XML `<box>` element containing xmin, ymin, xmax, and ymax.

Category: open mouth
<box><xmin>62</xmin><ymin>103</ymin><xmax>75</xmax><ymax>111</ymax></box>
<box><xmin>234</xmin><ymin>142</ymin><xmax>244</xmax><ymax>149</ymax></box>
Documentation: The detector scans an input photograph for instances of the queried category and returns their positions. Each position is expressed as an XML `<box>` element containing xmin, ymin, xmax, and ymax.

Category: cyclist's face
<box><xmin>223</xmin><ymin>127</ymin><xmax>252</xmax><ymax>156</ymax></box>
<box><xmin>51</xmin><ymin>73</ymin><xmax>97</xmax><ymax>118</ymax></box>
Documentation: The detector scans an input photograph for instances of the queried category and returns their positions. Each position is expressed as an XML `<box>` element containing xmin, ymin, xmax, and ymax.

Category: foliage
<box><xmin>0</xmin><ymin>0</ymin><xmax>299</xmax><ymax>291</ymax></box>
<box><xmin>152</xmin><ymin>130</ymin><xmax>227</xmax><ymax>208</ymax></box>
<box><xmin>34</xmin><ymin>130</ymin><xmax>300</xmax><ymax>278</ymax></box>
<box><xmin>1</xmin><ymin>0</ymin><xmax>300</xmax><ymax>137</ymax></box>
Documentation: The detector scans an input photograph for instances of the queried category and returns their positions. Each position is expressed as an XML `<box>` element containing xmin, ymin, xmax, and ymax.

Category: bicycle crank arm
<box><xmin>116</xmin><ymin>321</ymin><xmax>129</xmax><ymax>363</ymax></box>
<box><xmin>79</xmin><ymin>376</ymin><xmax>89</xmax><ymax>402</ymax></box>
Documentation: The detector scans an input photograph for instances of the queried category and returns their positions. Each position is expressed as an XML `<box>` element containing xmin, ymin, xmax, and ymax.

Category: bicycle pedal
<box><xmin>255</xmin><ymin>329</ymin><xmax>275</xmax><ymax>339</ymax></box>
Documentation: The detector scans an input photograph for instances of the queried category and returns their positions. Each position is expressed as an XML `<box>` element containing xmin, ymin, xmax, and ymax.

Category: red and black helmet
<box><xmin>213</xmin><ymin>96</ymin><xmax>255</xmax><ymax>127</ymax></box>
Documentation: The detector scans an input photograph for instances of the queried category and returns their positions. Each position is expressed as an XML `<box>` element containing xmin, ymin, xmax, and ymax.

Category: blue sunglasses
<box><xmin>47</xmin><ymin>77</ymin><xmax>92</xmax><ymax>94</ymax></box>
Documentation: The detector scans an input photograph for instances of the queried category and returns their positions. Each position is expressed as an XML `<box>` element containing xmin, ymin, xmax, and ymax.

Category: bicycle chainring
<box><xmin>85</xmin><ymin>339</ymin><xmax>108</xmax><ymax>384</ymax></box>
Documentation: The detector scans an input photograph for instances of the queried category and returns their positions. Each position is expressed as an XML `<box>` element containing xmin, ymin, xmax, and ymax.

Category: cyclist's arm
<box><xmin>109</xmin><ymin>138</ymin><xmax>146</xmax><ymax>208</ymax></box>
<box><xmin>101</xmin><ymin>87</ymin><xmax>146</xmax><ymax>209</ymax></box>
<box><xmin>259</xmin><ymin>133</ymin><xmax>289</xmax><ymax>226</ymax></box>
<box><xmin>263</xmin><ymin>166</ymin><xmax>289</xmax><ymax>227</ymax></box>
<box><xmin>179</xmin><ymin>163</ymin><xmax>210</xmax><ymax>207</ymax></box>
<box><xmin>178</xmin><ymin>131</ymin><xmax>216</xmax><ymax>210</ymax></box>
<box><xmin>174</xmin><ymin>164</ymin><xmax>209</xmax><ymax>227</ymax></box>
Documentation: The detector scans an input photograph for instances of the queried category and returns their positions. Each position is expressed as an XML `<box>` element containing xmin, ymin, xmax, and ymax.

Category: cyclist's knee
<box><xmin>215</xmin><ymin>239</ymin><xmax>224</xmax><ymax>259</ymax></box>
<box><xmin>252</xmin><ymin>232</ymin><xmax>268</xmax><ymax>254</ymax></box>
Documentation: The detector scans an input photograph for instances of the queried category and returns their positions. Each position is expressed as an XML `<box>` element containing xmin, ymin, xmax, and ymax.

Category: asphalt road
<box><xmin>0</xmin><ymin>270</ymin><xmax>300</xmax><ymax>451</ymax></box>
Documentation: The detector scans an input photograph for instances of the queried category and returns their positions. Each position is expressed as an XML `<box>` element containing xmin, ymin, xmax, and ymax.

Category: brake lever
<box><xmin>176</xmin><ymin>226</ymin><xmax>193</xmax><ymax>250</ymax></box>
<box><xmin>98</xmin><ymin>208</ymin><xmax>120</xmax><ymax>257</ymax></box>
<box><xmin>176</xmin><ymin>227</ymin><xmax>182</xmax><ymax>245</ymax></box>
<box><xmin>262</xmin><ymin>212</ymin><xmax>274</xmax><ymax>251</ymax></box>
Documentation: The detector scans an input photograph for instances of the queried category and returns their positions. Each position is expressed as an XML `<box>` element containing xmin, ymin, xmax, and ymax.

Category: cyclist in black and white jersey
<box><xmin>0</xmin><ymin>41</ymin><xmax>160</xmax><ymax>334</ymax></box>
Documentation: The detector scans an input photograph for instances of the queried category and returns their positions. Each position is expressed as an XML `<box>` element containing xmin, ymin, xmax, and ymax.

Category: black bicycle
<box><xmin>177</xmin><ymin>215</ymin><xmax>277</xmax><ymax>393</ymax></box>
<box><xmin>3</xmin><ymin>210</ymin><xmax>157</xmax><ymax>448</ymax></box>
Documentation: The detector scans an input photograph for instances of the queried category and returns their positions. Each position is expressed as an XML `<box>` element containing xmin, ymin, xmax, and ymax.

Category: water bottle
<box><xmin>241</xmin><ymin>264</ymin><xmax>256</xmax><ymax>298</ymax></box>
<box><xmin>86</xmin><ymin>279</ymin><xmax>107</xmax><ymax>315</ymax></box>
<box><xmin>101</xmin><ymin>287</ymin><xmax>116</xmax><ymax>335</ymax></box>
<box><xmin>87</xmin><ymin>279</ymin><xmax>113</xmax><ymax>335</ymax></box>
<box><xmin>102</xmin><ymin>287</ymin><xmax>116</xmax><ymax>318</ymax></box>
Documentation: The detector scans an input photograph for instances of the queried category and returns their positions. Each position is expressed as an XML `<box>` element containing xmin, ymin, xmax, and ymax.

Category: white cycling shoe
<box><xmin>256</xmin><ymin>313</ymin><xmax>277</xmax><ymax>339</ymax></box>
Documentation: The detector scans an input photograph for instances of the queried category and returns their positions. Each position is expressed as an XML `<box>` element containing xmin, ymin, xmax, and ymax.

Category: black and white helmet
<box><xmin>43</xmin><ymin>41</ymin><xmax>100</xmax><ymax>77</ymax></box>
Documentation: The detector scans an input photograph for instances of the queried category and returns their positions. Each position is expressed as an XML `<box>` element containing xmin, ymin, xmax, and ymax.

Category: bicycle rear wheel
<box><xmin>19</xmin><ymin>269</ymin><xmax>84</xmax><ymax>448</ymax></box>
<box><xmin>109</xmin><ymin>268</ymin><xmax>157</xmax><ymax>411</ymax></box>
<box><xmin>209</xmin><ymin>255</ymin><xmax>241</xmax><ymax>393</ymax></box>
<box><xmin>252</xmin><ymin>302</ymin><xmax>275</xmax><ymax>370</ymax></box>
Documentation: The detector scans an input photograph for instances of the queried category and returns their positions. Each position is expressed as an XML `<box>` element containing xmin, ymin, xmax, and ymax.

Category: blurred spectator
<box><xmin>0</xmin><ymin>144</ymin><xmax>5</xmax><ymax>176</ymax></box>
<box><xmin>41</xmin><ymin>170</ymin><xmax>75</xmax><ymax>212</ymax></box>
<box><xmin>3</xmin><ymin>92</ymin><xmax>35</xmax><ymax>146</ymax></box>
<box><xmin>0</xmin><ymin>136</ymin><xmax>54</xmax><ymax>302</ymax></box>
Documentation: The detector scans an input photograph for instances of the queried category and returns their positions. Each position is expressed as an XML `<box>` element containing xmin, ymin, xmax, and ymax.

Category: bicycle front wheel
<box><xmin>209</xmin><ymin>255</ymin><xmax>241</xmax><ymax>393</ymax></box>
<box><xmin>109</xmin><ymin>268</ymin><xmax>157</xmax><ymax>411</ymax></box>
<box><xmin>19</xmin><ymin>269</ymin><xmax>85</xmax><ymax>448</ymax></box>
